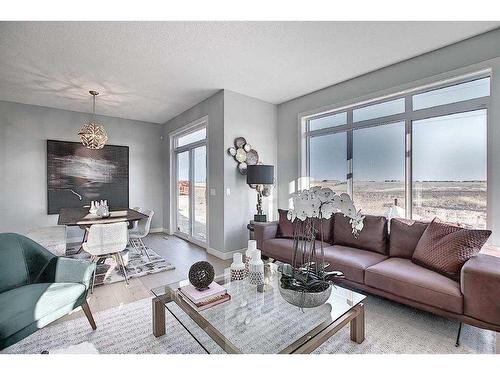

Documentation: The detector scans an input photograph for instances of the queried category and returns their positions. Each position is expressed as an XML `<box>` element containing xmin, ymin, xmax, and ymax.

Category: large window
<box><xmin>412</xmin><ymin>110</ymin><xmax>487</xmax><ymax>227</ymax></box>
<box><xmin>309</xmin><ymin>132</ymin><xmax>347</xmax><ymax>193</ymax></box>
<box><xmin>353</xmin><ymin>122</ymin><xmax>405</xmax><ymax>216</ymax></box>
<box><xmin>303</xmin><ymin>74</ymin><xmax>489</xmax><ymax>228</ymax></box>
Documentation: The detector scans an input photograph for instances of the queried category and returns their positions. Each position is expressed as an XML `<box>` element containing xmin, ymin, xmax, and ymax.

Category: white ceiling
<box><xmin>0</xmin><ymin>22</ymin><xmax>499</xmax><ymax>124</ymax></box>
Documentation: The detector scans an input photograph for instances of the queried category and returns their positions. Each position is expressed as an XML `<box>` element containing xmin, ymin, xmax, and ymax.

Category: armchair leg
<box><xmin>455</xmin><ymin>322</ymin><xmax>462</xmax><ymax>347</ymax></box>
<box><xmin>90</xmin><ymin>255</ymin><xmax>98</xmax><ymax>294</ymax></box>
<box><xmin>82</xmin><ymin>301</ymin><xmax>97</xmax><ymax>330</ymax></box>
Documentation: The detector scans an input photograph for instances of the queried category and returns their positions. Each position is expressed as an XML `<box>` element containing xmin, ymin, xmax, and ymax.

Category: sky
<box><xmin>177</xmin><ymin>145</ymin><xmax>206</xmax><ymax>183</ymax></box>
<box><xmin>310</xmin><ymin>109</ymin><xmax>487</xmax><ymax>182</ymax></box>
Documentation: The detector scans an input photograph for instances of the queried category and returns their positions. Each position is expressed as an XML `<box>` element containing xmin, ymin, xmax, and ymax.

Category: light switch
<box><xmin>226</xmin><ymin>188</ymin><xmax>231</xmax><ymax>196</ymax></box>
<box><xmin>210</xmin><ymin>188</ymin><xmax>216</xmax><ymax>196</ymax></box>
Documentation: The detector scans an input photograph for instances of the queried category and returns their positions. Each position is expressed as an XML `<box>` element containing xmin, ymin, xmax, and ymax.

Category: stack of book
<box><xmin>178</xmin><ymin>282</ymin><xmax>231</xmax><ymax>311</ymax></box>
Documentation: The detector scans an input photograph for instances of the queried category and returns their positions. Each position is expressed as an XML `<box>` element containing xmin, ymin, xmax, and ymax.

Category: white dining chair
<box><xmin>129</xmin><ymin>207</ymin><xmax>142</xmax><ymax>231</ymax></box>
<box><xmin>82</xmin><ymin>222</ymin><xmax>129</xmax><ymax>292</ymax></box>
<box><xmin>129</xmin><ymin>208</ymin><xmax>154</xmax><ymax>261</ymax></box>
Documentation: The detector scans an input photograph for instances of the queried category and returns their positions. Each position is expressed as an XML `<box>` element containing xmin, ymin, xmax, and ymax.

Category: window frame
<box><xmin>301</xmin><ymin>72</ymin><xmax>490</xmax><ymax>222</ymax></box>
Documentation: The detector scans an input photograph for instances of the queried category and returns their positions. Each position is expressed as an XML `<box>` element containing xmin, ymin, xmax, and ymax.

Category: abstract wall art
<box><xmin>47</xmin><ymin>140</ymin><xmax>129</xmax><ymax>214</ymax></box>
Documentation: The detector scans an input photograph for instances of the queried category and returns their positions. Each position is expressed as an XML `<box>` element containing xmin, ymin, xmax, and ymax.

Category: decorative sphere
<box><xmin>188</xmin><ymin>261</ymin><xmax>215</xmax><ymax>290</ymax></box>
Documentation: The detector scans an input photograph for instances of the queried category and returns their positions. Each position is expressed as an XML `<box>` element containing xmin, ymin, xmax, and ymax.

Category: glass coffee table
<box><xmin>151</xmin><ymin>269</ymin><xmax>366</xmax><ymax>354</ymax></box>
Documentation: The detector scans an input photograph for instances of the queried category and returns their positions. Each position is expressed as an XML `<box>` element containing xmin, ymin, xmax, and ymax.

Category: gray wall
<box><xmin>163</xmin><ymin>91</ymin><xmax>225</xmax><ymax>252</ymax></box>
<box><xmin>163</xmin><ymin>90</ymin><xmax>278</xmax><ymax>254</ymax></box>
<box><xmin>276</xmin><ymin>28</ymin><xmax>500</xmax><ymax>244</ymax></box>
<box><xmin>223</xmin><ymin>90</ymin><xmax>278</xmax><ymax>252</ymax></box>
<box><xmin>0</xmin><ymin>101</ymin><xmax>164</xmax><ymax>239</ymax></box>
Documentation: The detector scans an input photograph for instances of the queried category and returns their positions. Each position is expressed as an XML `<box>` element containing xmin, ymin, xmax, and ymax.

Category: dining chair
<box><xmin>129</xmin><ymin>208</ymin><xmax>154</xmax><ymax>261</ymax></box>
<box><xmin>129</xmin><ymin>206</ymin><xmax>142</xmax><ymax>230</ymax></box>
<box><xmin>82</xmin><ymin>222</ymin><xmax>129</xmax><ymax>292</ymax></box>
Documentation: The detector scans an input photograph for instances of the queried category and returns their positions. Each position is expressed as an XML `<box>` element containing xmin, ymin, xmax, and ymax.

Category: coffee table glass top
<box><xmin>151</xmin><ymin>268</ymin><xmax>365</xmax><ymax>354</ymax></box>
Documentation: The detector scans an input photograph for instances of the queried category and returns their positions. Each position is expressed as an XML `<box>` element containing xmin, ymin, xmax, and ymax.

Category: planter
<box><xmin>278</xmin><ymin>278</ymin><xmax>332</xmax><ymax>308</ymax></box>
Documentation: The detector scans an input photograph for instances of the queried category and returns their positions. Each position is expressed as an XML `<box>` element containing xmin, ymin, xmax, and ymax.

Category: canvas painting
<box><xmin>47</xmin><ymin>140</ymin><xmax>129</xmax><ymax>214</ymax></box>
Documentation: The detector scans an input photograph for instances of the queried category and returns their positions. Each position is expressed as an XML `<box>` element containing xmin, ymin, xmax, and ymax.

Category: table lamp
<box><xmin>247</xmin><ymin>164</ymin><xmax>274</xmax><ymax>222</ymax></box>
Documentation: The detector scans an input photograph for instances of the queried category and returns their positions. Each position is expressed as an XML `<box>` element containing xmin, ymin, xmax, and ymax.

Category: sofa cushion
<box><xmin>389</xmin><ymin>218</ymin><xmax>429</xmax><ymax>259</ymax></box>
<box><xmin>314</xmin><ymin>217</ymin><xmax>334</xmax><ymax>243</ymax></box>
<box><xmin>412</xmin><ymin>219</ymin><xmax>491</xmax><ymax>280</ymax></box>
<box><xmin>0</xmin><ymin>282</ymin><xmax>86</xmax><ymax>340</ymax></box>
<box><xmin>365</xmin><ymin>258</ymin><xmax>463</xmax><ymax>314</ymax></box>
<box><xmin>276</xmin><ymin>210</ymin><xmax>333</xmax><ymax>243</ymax></box>
<box><xmin>261</xmin><ymin>238</ymin><xmax>331</xmax><ymax>264</ymax></box>
<box><xmin>323</xmin><ymin>245</ymin><xmax>388</xmax><ymax>284</ymax></box>
<box><xmin>333</xmin><ymin>213</ymin><xmax>388</xmax><ymax>254</ymax></box>
<box><xmin>276</xmin><ymin>209</ymin><xmax>294</xmax><ymax>238</ymax></box>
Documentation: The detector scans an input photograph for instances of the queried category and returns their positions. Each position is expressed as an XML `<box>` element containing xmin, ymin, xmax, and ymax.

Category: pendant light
<box><xmin>78</xmin><ymin>90</ymin><xmax>108</xmax><ymax>149</ymax></box>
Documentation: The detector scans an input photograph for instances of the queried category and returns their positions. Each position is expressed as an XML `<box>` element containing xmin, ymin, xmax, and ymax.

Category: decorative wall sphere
<box><xmin>234</xmin><ymin>137</ymin><xmax>247</xmax><ymax>148</ymax></box>
<box><xmin>188</xmin><ymin>261</ymin><xmax>215</xmax><ymax>290</ymax></box>
<box><xmin>227</xmin><ymin>136</ymin><xmax>260</xmax><ymax>176</ymax></box>
<box><xmin>235</xmin><ymin>148</ymin><xmax>247</xmax><ymax>163</ymax></box>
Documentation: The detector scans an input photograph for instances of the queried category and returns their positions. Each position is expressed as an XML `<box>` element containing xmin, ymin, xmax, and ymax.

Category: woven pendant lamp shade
<box><xmin>78</xmin><ymin>122</ymin><xmax>108</xmax><ymax>149</ymax></box>
<box><xmin>79</xmin><ymin>90</ymin><xmax>108</xmax><ymax>149</ymax></box>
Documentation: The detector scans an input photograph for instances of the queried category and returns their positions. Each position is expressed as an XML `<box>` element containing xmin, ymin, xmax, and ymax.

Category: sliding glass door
<box><xmin>176</xmin><ymin>151</ymin><xmax>191</xmax><ymax>236</ymax></box>
<box><xmin>173</xmin><ymin>122</ymin><xmax>207</xmax><ymax>243</ymax></box>
<box><xmin>193</xmin><ymin>145</ymin><xmax>207</xmax><ymax>241</ymax></box>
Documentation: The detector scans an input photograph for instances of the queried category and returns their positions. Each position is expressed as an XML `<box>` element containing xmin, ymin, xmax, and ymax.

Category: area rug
<box><xmin>67</xmin><ymin>244</ymin><xmax>175</xmax><ymax>286</ymax></box>
<box><xmin>2</xmin><ymin>295</ymin><xmax>495</xmax><ymax>354</ymax></box>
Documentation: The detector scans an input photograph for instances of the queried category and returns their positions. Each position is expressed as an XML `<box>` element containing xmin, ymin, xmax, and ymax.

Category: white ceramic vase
<box><xmin>245</xmin><ymin>240</ymin><xmax>257</xmax><ymax>275</ymax></box>
<box><xmin>230</xmin><ymin>253</ymin><xmax>246</xmax><ymax>281</ymax></box>
<box><xmin>248</xmin><ymin>249</ymin><xmax>264</xmax><ymax>285</ymax></box>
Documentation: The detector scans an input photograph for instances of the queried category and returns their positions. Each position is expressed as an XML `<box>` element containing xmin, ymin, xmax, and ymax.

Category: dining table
<box><xmin>58</xmin><ymin>207</ymin><xmax>148</xmax><ymax>251</ymax></box>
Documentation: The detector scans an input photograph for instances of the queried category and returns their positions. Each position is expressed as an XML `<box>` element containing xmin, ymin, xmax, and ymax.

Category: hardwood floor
<box><xmin>56</xmin><ymin>234</ymin><xmax>231</xmax><ymax>324</ymax></box>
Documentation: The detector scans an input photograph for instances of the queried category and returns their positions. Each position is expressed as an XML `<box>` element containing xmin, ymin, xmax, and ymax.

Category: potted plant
<box><xmin>279</xmin><ymin>187</ymin><xmax>364</xmax><ymax>308</ymax></box>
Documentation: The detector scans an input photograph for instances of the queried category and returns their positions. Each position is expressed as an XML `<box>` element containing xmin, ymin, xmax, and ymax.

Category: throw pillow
<box><xmin>412</xmin><ymin>219</ymin><xmax>491</xmax><ymax>280</ymax></box>
<box><xmin>277</xmin><ymin>209</ymin><xmax>295</xmax><ymax>238</ymax></box>
<box><xmin>314</xmin><ymin>216</ymin><xmax>334</xmax><ymax>244</ymax></box>
<box><xmin>389</xmin><ymin>218</ymin><xmax>429</xmax><ymax>259</ymax></box>
<box><xmin>333</xmin><ymin>213</ymin><xmax>388</xmax><ymax>254</ymax></box>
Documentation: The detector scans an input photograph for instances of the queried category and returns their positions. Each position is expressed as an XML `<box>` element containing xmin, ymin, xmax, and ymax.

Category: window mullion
<box><xmin>347</xmin><ymin>110</ymin><xmax>353</xmax><ymax>198</ymax></box>
<box><xmin>404</xmin><ymin>95</ymin><xmax>412</xmax><ymax>220</ymax></box>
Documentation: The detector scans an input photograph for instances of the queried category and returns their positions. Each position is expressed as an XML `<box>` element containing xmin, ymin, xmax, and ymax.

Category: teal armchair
<box><xmin>0</xmin><ymin>233</ymin><xmax>96</xmax><ymax>350</ymax></box>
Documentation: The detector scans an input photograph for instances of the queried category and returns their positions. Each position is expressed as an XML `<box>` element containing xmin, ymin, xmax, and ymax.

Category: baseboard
<box><xmin>207</xmin><ymin>247</ymin><xmax>245</xmax><ymax>260</ymax></box>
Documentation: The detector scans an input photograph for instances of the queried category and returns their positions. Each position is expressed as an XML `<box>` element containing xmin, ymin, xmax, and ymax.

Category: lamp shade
<box><xmin>247</xmin><ymin>165</ymin><xmax>274</xmax><ymax>185</ymax></box>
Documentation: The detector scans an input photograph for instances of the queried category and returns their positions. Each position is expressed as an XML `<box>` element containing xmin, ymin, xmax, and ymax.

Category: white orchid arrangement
<box><xmin>287</xmin><ymin>186</ymin><xmax>364</xmax><ymax>236</ymax></box>
<box><xmin>279</xmin><ymin>187</ymin><xmax>364</xmax><ymax>299</ymax></box>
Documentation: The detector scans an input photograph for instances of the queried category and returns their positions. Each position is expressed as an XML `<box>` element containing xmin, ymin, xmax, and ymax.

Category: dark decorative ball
<box><xmin>188</xmin><ymin>261</ymin><xmax>215</xmax><ymax>290</ymax></box>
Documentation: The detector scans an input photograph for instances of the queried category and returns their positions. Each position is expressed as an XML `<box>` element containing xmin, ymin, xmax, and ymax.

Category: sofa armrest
<box><xmin>461</xmin><ymin>254</ymin><xmax>500</xmax><ymax>326</ymax></box>
<box><xmin>38</xmin><ymin>257</ymin><xmax>96</xmax><ymax>290</ymax></box>
<box><xmin>254</xmin><ymin>221</ymin><xmax>279</xmax><ymax>249</ymax></box>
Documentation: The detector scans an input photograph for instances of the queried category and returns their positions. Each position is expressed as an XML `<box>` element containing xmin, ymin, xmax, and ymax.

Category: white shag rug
<box><xmin>2</xmin><ymin>295</ymin><xmax>495</xmax><ymax>354</ymax></box>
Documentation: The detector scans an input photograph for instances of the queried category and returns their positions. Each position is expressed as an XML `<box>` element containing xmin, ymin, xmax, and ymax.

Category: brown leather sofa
<box><xmin>255</xmin><ymin>213</ymin><xmax>500</xmax><ymax>333</ymax></box>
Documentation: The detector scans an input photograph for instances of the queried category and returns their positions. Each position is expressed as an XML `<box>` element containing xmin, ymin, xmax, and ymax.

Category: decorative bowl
<box><xmin>278</xmin><ymin>281</ymin><xmax>332</xmax><ymax>308</ymax></box>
